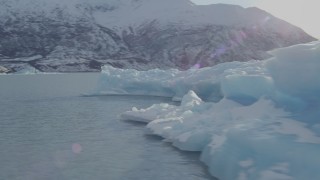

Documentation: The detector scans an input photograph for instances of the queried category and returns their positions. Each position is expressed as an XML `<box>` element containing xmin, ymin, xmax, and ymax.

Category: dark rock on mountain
<box><xmin>0</xmin><ymin>0</ymin><xmax>316</xmax><ymax>72</ymax></box>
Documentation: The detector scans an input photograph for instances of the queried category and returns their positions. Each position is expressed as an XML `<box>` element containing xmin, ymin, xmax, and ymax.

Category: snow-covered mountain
<box><xmin>0</xmin><ymin>0</ymin><xmax>316</xmax><ymax>72</ymax></box>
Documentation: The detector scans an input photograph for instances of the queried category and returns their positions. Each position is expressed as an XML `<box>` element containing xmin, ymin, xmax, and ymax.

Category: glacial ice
<box><xmin>13</xmin><ymin>65</ymin><xmax>42</xmax><ymax>74</ymax></box>
<box><xmin>97</xmin><ymin>41</ymin><xmax>320</xmax><ymax>180</ymax></box>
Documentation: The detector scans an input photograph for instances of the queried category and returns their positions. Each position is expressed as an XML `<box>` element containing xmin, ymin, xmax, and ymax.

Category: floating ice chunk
<box><xmin>221</xmin><ymin>74</ymin><xmax>275</xmax><ymax>104</ymax></box>
<box><xmin>259</xmin><ymin>163</ymin><xmax>292</xmax><ymax>180</ymax></box>
<box><xmin>266</xmin><ymin>42</ymin><xmax>320</xmax><ymax>102</ymax></box>
<box><xmin>181</xmin><ymin>90</ymin><xmax>202</xmax><ymax>107</ymax></box>
<box><xmin>98</xmin><ymin>41</ymin><xmax>320</xmax><ymax>111</ymax></box>
<box><xmin>121</xmin><ymin>103</ymin><xmax>178</xmax><ymax>123</ymax></box>
<box><xmin>121</xmin><ymin>91</ymin><xmax>320</xmax><ymax>179</ymax></box>
<box><xmin>112</xmin><ymin>41</ymin><xmax>320</xmax><ymax>180</ymax></box>
<box><xmin>198</xmin><ymin>95</ymin><xmax>320</xmax><ymax>179</ymax></box>
<box><xmin>12</xmin><ymin>65</ymin><xmax>40</xmax><ymax>74</ymax></box>
<box><xmin>239</xmin><ymin>159</ymin><xmax>254</xmax><ymax>168</ymax></box>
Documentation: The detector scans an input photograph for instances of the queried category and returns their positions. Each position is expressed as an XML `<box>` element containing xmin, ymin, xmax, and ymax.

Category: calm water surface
<box><xmin>0</xmin><ymin>73</ymin><xmax>214</xmax><ymax>180</ymax></box>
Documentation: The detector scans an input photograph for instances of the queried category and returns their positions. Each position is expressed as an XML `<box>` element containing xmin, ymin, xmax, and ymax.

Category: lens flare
<box><xmin>72</xmin><ymin>143</ymin><xmax>82</xmax><ymax>154</ymax></box>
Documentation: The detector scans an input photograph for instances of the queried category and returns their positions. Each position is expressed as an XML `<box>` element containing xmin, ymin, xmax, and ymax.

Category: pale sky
<box><xmin>191</xmin><ymin>0</ymin><xmax>320</xmax><ymax>39</ymax></box>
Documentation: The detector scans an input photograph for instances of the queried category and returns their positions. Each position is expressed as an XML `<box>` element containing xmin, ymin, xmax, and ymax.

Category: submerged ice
<box><xmin>97</xmin><ymin>41</ymin><xmax>320</xmax><ymax>180</ymax></box>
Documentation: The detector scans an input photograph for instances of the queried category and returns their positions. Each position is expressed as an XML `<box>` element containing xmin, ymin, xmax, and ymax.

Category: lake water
<box><xmin>0</xmin><ymin>73</ymin><xmax>214</xmax><ymax>180</ymax></box>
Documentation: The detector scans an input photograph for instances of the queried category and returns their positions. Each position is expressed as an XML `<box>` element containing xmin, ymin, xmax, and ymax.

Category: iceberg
<box><xmin>13</xmin><ymin>66</ymin><xmax>42</xmax><ymax>74</ymax></box>
<box><xmin>97</xmin><ymin>41</ymin><xmax>320</xmax><ymax>180</ymax></box>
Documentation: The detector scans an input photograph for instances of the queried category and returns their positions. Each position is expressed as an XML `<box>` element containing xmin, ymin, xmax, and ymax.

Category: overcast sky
<box><xmin>191</xmin><ymin>0</ymin><xmax>320</xmax><ymax>39</ymax></box>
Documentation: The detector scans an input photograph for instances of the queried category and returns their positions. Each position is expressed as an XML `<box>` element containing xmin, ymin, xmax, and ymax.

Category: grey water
<box><xmin>0</xmin><ymin>73</ymin><xmax>214</xmax><ymax>180</ymax></box>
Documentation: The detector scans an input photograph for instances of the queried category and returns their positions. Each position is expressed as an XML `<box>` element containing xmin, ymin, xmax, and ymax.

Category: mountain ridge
<box><xmin>0</xmin><ymin>0</ymin><xmax>316</xmax><ymax>72</ymax></box>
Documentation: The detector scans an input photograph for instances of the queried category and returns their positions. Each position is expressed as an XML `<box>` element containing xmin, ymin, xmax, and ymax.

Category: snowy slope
<box><xmin>93</xmin><ymin>0</ymin><xmax>291</xmax><ymax>28</ymax></box>
<box><xmin>96</xmin><ymin>41</ymin><xmax>320</xmax><ymax>180</ymax></box>
<box><xmin>0</xmin><ymin>0</ymin><xmax>316</xmax><ymax>72</ymax></box>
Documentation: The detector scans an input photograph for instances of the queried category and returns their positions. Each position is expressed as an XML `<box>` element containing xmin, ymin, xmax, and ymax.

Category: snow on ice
<box><xmin>96</xmin><ymin>41</ymin><xmax>320</xmax><ymax>180</ymax></box>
